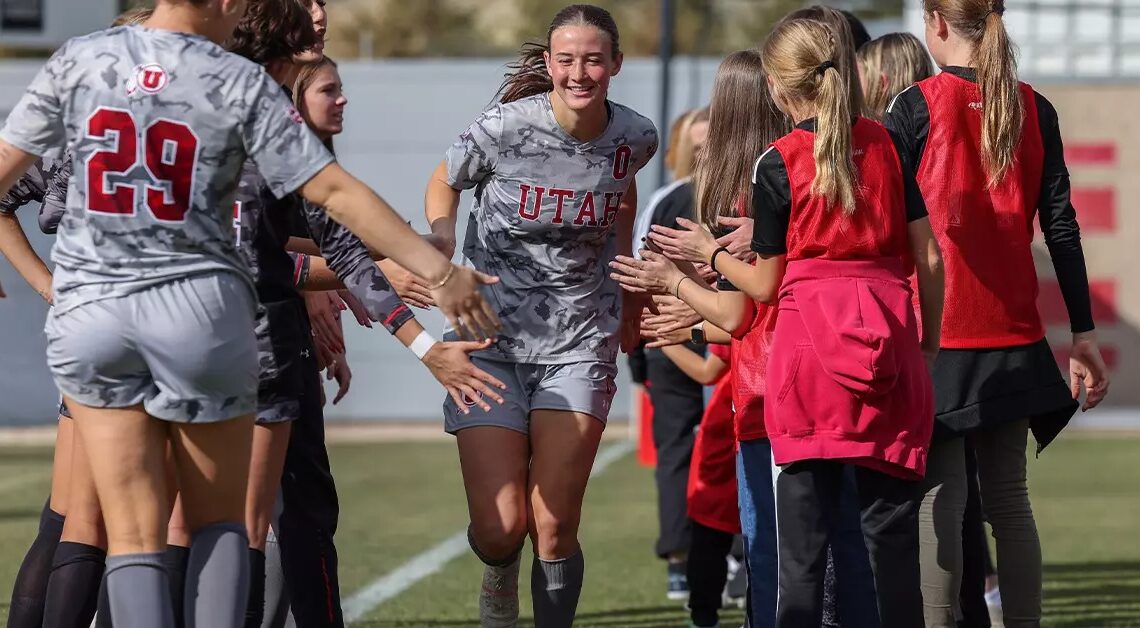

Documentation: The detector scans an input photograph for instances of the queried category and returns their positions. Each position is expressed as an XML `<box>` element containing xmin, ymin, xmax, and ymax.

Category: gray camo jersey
<box><xmin>0</xmin><ymin>156</ymin><xmax>71</xmax><ymax>234</ymax></box>
<box><xmin>0</xmin><ymin>25</ymin><xmax>334</xmax><ymax>314</ymax></box>
<box><xmin>446</xmin><ymin>94</ymin><xmax>657</xmax><ymax>364</ymax></box>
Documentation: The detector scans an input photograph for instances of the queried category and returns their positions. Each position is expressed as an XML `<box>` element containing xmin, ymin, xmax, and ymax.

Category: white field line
<box><xmin>342</xmin><ymin>440</ymin><xmax>635</xmax><ymax>624</ymax></box>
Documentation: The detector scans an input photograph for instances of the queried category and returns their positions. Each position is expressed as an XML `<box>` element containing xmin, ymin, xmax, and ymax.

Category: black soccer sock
<box><xmin>164</xmin><ymin>545</ymin><xmax>190</xmax><ymax>628</ymax></box>
<box><xmin>42</xmin><ymin>541</ymin><xmax>106</xmax><ymax>628</ymax></box>
<box><xmin>7</xmin><ymin>500</ymin><xmax>64</xmax><ymax>628</ymax></box>
<box><xmin>245</xmin><ymin>548</ymin><xmax>266</xmax><ymax>628</ymax></box>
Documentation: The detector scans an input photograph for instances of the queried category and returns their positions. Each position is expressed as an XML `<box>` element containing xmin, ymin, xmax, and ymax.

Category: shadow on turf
<box><xmin>356</xmin><ymin>605</ymin><xmax>745</xmax><ymax>627</ymax></box>
<box><xmin>1042</xmin><ymin>561</ymin><xmax>1140</xmax><ymax>627</ymax></box>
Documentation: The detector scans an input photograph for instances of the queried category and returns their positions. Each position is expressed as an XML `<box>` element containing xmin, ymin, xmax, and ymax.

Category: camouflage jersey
<box><xmin>0</xmin><ymin>156</ymin><xmax>71</xmax><ymax>234</ymax></box>
<box><xmin>445</xmin><ymin>94</ymin><xmax>658</xmax><ymax>364</ymax></box>
<box><xmin>0</xmin><ymin>25</ymin><xmax>334</xmax><ymax>315</ymax></box>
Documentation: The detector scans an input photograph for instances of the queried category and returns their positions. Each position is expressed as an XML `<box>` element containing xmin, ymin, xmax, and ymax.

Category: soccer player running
<box><xmin>0</xmin><ymin>0</ymin><xmax>497</xmax><ymax>625</ymax></box>
<box><xmin>424</xmin><ymin>5</ymin><xmax>657</xmax><ymax>626</ymax></box>
<box><xmin>885</xmin><ymin>1</ymin><xmax>1110</xmax><ymax>625</ymax></box>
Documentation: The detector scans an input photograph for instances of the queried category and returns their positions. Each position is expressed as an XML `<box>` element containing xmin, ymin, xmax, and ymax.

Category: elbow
<box><xmin>747</xmin><ymin>283</ymin><xmax>779</xmax><ymax>305</ymax></box>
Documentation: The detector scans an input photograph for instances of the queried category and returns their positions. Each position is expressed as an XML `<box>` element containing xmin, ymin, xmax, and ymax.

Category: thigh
<box><xmin>49</xmin><ymin>416</ymin><xmax>74</xmax><ymax>515</ymax></box>
<box><xmin>168</xmin><ymin>413</ymin><xmax>256</xmax><ymax>532</ymax></box>
<box><xmin>136</xmin><ymin>273</ymin><xmax>259</xmax><ymax>423</ymax></box>
<box><xmin>66</xmin><ymin>398</ymin><xmax>170</xmax><ymax>556</ymax></box>
<box><xmin>456</xmin><ymin>426</ymin><xmax>530</xmax><ymax>533</ymax></box>
<box><xmin>973</xmin><ymin>419</ymin><xmax>1030</xmax><ymax>506</ymax></box>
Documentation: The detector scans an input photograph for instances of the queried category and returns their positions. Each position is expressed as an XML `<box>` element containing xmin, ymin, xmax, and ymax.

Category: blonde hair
<box><xmin>764</xmin><ymin>19</ymin><xmax>856</xmax><ymax>214</ymax></box>
<box><xmin>113</xmin><ymin>7</ymin><xmax>154</xmax><ymax>27</ymax></box>
<box><xmin>293</xmin><ymin>57</ymin><xmax>340</xmax><ymax>152</ymax></box>
<box><xmin>858</xmin><ymin>33</ymin><xmax>934</xmax><ymax>120</ymax></box>
<box><xmin>781</xmin><ymin>6</ymin><xmax>866</xmax><ymax>117</ymax></box>
<box><xmin>692</xmin><ymin>50</ymin><xmax>788</xmax><ymax>229</ymax></box>
<box><xmin>925</xmin><ymin>0</ymin><xmax>1021</xmax><ymax>185</ymax></box>
<box><xmin>664</xmin><ymin>108</ymin><xmax>710</xmax><ymax>181</ymax></box>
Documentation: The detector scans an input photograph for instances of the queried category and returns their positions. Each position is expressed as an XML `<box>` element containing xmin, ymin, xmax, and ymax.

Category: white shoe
<box><xmin>479</xmin><ymin>556</ymin><xmax>521</xmax><ymax>628</ymax></box>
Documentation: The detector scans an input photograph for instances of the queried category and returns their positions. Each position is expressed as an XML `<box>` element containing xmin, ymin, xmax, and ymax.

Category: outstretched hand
<box><xmin>423</xmin><ymin>338</ymin><xmax>508</xmax><ymax>414</ymax></box>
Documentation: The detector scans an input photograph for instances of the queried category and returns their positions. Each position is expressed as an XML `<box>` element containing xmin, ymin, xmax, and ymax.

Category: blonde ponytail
<box><xmin>763</xmin><ymin>18</ymin><xmax>857</xmax><ymax>214</ymax></box>
<box><xmin>976</xmin><ymin>9</ymin><xmax>1021</xmax><ymax>185</ymax></box>
<box><xmin>925</xmin><ymin>0</ymin><xmax>1021</xmax><ymax>186</ymax></box>
<box><xmin>814</xmin><ymin>64</ymin><xmax>857</xmax><ymax>213</ymax></box>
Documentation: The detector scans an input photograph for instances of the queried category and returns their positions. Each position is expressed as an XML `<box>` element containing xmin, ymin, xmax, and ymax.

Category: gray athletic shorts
<box><xmin>443</xmin><ymin>357</ymin><xmax>618</xmax><ymax>435</ymax></box>
<box><xmin>45</xmin><ymin>272</ymin><xmax>258</xmax><ymax>423</ymax></box>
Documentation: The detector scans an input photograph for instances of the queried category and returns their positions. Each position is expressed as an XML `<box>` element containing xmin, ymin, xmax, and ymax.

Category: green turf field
<box><xmin>0</xmin><ymin>434</ymin><xmax>1138</xmax><ymax>626</ymax></box>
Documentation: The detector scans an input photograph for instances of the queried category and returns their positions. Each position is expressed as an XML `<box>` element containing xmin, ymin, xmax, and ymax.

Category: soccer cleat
<box><xmin>479</xmin><ymin>555</ymin><xmax>521</xmax><ymax>628</ymax></box>
<box><xmin>723</xmin><ymin>555</ymin><xmax>747</xmax><ymax>608</ymax></box>
<box><xmin>667</xmin><ymin>561</ymin><xmax>690</xmax><ymax>601</ymax></box>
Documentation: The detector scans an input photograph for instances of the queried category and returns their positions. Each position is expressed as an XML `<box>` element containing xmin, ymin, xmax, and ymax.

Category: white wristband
<box><xmin>409</xmin><ymin>330</ymin><xmax>439</xmax><ymax>361</ymax></box>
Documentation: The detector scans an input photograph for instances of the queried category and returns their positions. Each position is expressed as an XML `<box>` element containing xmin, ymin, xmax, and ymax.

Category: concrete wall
<box><xmin>0</xmin><ymin>57</ymin><xmax>725</xmax><ymax>425</ymax></box>
<box><xmin>1</xmin><ymin>53</ymin><xmax>1137</xmax><ymax>423</ymax></box>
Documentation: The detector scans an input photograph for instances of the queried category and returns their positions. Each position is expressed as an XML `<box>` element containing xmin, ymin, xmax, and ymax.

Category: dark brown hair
<box><xmin>225</xmin><ymin>0</ymin><xmax>319</xmax><ymax>66</ymax></box>
<box><xmin>693</xmin><ymin>50</ymin><xmax>787</xmax><ymax>228</ymax></box>
<box><xmin>925</xmin><ymin>0</ymin><xmax>1021</xmax><ymax>185</ymax></box>
<box><xmin>293</xmin><ymin>56</ymin><xmax>340</xmax><ymax>153</ymax></box>
<box><xmin>498</xmin><ymin>4</ymin><xmax>620</xmax><ymax>104</ymax></box>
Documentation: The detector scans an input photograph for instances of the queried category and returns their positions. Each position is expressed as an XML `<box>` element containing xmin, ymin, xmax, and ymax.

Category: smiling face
<box><xmin>301</xmin><ymin>63</ymin><xmax>346</xmax><ymax>139</ymax></box>
<box><xmin>543</xmin><ymin>24</ymin><xmax>622</xmax><ymax>114</ymax></box>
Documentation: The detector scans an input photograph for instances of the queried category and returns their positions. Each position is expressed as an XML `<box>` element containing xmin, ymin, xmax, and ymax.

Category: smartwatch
<box><xmin>690</xmin><ymin>322</ymin><xmax>707</xmax><ymax>346</ymax></box>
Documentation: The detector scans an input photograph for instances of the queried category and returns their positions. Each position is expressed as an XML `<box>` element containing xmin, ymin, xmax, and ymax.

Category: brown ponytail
<box><xmin>498</xmin><ymin>4</ymin><xmax>620</xmax><ymax>104</ymax></box>
<box><xmin>925</xmin><ymin>0</ymin><xmax>1022</xmax><ymax>185</ymax></box>
<box><xmin>764</xmin><ymin>19</ymin><xmax>857</xmax><ymax>214</ymax></box>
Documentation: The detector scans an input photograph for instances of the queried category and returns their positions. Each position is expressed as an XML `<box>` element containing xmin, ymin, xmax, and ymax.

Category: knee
<box><xmin>530</xmin><ymin>509</ymin><xmax>580</xmax><ymax>559</ymax></box>
<box><xmin>470</xmin><ymin>512</ymin><xmax>528</xmax><ymax>563</ymax></box>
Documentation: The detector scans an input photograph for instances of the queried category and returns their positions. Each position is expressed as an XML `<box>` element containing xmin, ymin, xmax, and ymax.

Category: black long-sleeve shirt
<box><xmin>883</xmin><ymin>66</ymin><xmax>1094</xmax><ymax>333</ymax></box>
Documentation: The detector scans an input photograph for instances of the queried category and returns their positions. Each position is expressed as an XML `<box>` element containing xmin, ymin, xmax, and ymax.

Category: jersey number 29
<box><xmin>85</xmin><ymin>107</ymin><xmax>199</xmax><ymax>223</ymax></box>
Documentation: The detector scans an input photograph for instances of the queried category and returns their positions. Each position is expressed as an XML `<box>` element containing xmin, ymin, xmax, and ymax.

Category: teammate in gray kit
<box><xmin>0</xmin><ymin>1</ymin><xmax>498</xmax><ymax>626</ymax></box>
<box><xmin>424</xmin><ymin>5</ymin><xmax>657</xmax><ymax>627</ymax></box>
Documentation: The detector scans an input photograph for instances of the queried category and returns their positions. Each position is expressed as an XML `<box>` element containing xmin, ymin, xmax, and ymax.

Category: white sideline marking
<box><xmin>343</xmin><ymin>440</ymin><xmax>635</xmax><ymax>624</ymax></box>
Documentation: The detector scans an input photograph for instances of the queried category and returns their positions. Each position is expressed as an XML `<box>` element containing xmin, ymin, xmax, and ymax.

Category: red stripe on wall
<box><xmin>1053</xmin><ymin>344</ymin><xmax>1118</xmax><ymax>371</ymax></box>
<box><xmin>1038</xmin><ymin>279</ymin><xmax>1117</xmax><ymax>325</ymax></box>
<box><xmin>1064</xmin><ymin>143</ymin><xmax>1116</xmax><ymax>166</ymax></box>
<box><xmin>1069</xmin><ymin>187</ymin><xmax>1116</xmax><ymax>232</ymax></box>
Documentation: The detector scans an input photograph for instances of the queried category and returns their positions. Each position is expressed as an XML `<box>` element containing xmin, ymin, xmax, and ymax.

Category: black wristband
<box><xmin>710</xmin><ymin>247</ymin><xmax>730</xmax><ymax>274</ymax></box>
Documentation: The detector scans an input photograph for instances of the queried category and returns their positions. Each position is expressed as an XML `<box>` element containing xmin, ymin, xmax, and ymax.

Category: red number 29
<box><xmin>85</xmin><ymin>107</ymin><xmax>199</xmax><ymax>223</ymax></box>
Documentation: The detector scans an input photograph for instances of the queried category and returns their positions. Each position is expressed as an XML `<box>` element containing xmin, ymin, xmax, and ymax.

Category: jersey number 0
<box><xmin>85</xmin><ymin>107</ymin><xmax>199</xmax><ymax>223</ymax></box>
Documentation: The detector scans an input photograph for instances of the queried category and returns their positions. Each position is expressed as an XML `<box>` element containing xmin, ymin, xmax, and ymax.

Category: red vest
<box><xmin>732</xmin><ymin>301</ymin><xmax>776</xmax><ymax>442</ymax></box>
<box><xmin>765</xmin><ymin>120</ymin><xmax>932</xmax><ymax>479</ymax></box>
<box><xmin>773</xmin><ymin>118</ymin><xmax>910</xmax><ymax>262</ymax></box>
<box><xmin>915</xmin><ymin>73</ymin><xmax>1045</xmax><ymax>348</ymax></box>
